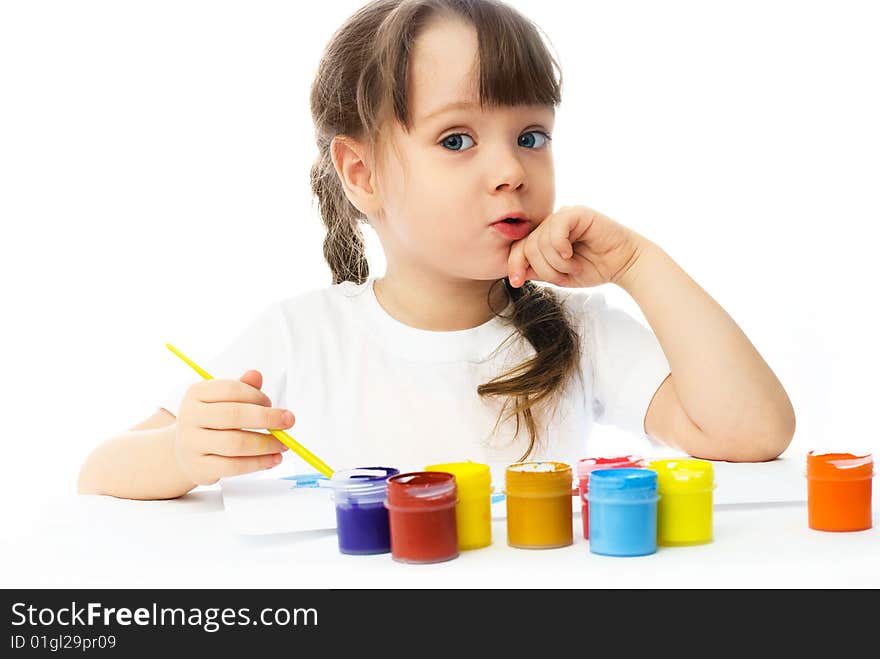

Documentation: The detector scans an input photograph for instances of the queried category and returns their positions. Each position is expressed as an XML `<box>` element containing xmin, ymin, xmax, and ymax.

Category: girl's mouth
<box><xmin>491</xmin><ymin>218</ymin><xmax>531</xmax><ymax>240</ymax></box>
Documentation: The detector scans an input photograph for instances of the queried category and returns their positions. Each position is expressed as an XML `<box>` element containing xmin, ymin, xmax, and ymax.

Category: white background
<box><xmin>2</xmin><ymin>0</ymin><xmax>878</xmax><ymax>572</ymax></box>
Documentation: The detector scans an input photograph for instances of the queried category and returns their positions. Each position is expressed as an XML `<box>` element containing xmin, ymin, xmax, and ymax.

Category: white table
<box><xmin>3</xmin><ymin>488</ymin><xmax>877</xmax><ymax>589</ymax></box>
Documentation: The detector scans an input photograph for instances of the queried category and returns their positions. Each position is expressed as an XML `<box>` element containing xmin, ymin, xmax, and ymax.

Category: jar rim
<box><xmin>648</xmin><ymin>458</ymin><xmax>715</xmax><ymax>492</ymax></box>
<box><xmin>807</xmin><ymin>451</ymin><xmax>873</xmax><ymax>480</ymax></box>
<box><xmin>588</xmin><ymin>467</ymin><xmax>657</xmax><ymax>492</ymax></box>
<box><xmin>506</xmin><ymin>460</ymin><xmax>571</xmax><ymax>474</ymax></box>
<box><xmin>330</xmin><ymin>466</ymin><xmax>399</xmax><ymax>496</ymax></box>
<box><xmin>505</xmin><ymin>461</ymin><xmax>573</xmax><ymax>495</ymax></box>
<box><xmin>577</xmin><ymin>455</ymin><xmax>646</xmax><ymax>479</ymax></box>
<box><xmin>386</xmin><ymin>471</ymin><xmax>457</xmax><ymax>507</ymax></box>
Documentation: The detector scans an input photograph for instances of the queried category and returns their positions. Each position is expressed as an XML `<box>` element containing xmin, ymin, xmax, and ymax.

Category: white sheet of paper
<box><xmin>220</xmin><ymin>476</ymin><xmax>337</xmax><ymax>535</ymax></box>
<box><xmin>711</xmin><ymin>456</ymin><xmax>808</xmax><ymax>505</ymax></box>
<box><xmin>220</xmin><ymin>457</ymin><xmax>816</xmax><ymax>536</ymax></box>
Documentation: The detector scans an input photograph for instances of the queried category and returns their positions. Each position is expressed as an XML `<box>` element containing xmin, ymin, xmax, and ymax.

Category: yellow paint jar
<box><xmin>424</xmin><ymin>461</ymin><xmax>492</xmax><ymax>550</ymax></box>
<box><xmin>648</xmin><ymin>458</ymin><xmax>715</xmax><ymax>546</ymax></box>
<box><xmin>504</xmin><ymin>461</ymin><xmax>573</xmax><ymax>549</ymax></box>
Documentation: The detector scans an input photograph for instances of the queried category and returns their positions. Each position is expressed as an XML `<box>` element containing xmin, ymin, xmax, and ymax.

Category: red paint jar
<box><xmin>577</xmin><ymin>455</ymin><xmax>645</xmax><ymax>539</ymax></box>
<box><xmin>385</xmin><ymin>471</ymin><xmax>459</xmax><ymax>564</ymax></box>
<box><xmin>807</xmin><ymin>451</ymin><xmax>873</xmax><ymax>532</ymax></box>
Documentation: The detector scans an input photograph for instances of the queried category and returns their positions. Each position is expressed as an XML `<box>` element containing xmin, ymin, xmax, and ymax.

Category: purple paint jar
<box><xmin>329</xmin><ymin>467</ymin><xmax>399</xmax><ymax>555</ymax></box>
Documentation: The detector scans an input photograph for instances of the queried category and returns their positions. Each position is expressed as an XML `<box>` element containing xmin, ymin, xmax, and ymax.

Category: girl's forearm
<box><xmin>615</xmin><ymin>239</ymin><xmax>796</xmax><ymax>449</ymax></box>
<box><xmin>77</xmin><ymin>425</ymin><xmax>197</xmax><ymax>500</ymax></box>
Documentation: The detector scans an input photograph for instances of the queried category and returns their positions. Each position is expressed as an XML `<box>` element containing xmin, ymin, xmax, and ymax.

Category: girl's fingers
<box><xmin>549</xmin><ymin>214</ymin><xmax>575</xmax><ymax>259</ymax></box>
<box><xmin>239</xmin><ymin>370</ymin><xmax>263</xmax><ymax>392</ymax></box>
<box><xmin>524</xmin><ymin>239</ymin><xmax>567</xmax><ymax>285</ymax></box>
<box><xmin>196</xmin><ymin>428</ymin><xmax>290</xmax><ymax>457</ymax></box>
<box><xmin>201</xmin><ymin>453</ymin><xmax>284</xmax><ymax>480</ymax></box>
<box><xmin>507</xmin><ymin>240</ymin><xmax>530</xmax><ymax>287</ymax></box>
<box><xmin>508</xmin><ymin>217</ymin><xmax>583</xmax><ymax>287</ymax></box>
<box><xmin>512</xmin><ymin>265</ymin><xmax>540</xmax><ymax>285</ymax></box>
<box><xmin>192</xmin><ymin>378</ymin><xmax>272</xmax><ymax>407</ymax></box>
<box><xmin>538</xmin><ymin>228</ymin><xmax>581</xmax><ymax>275</ymax></box>
<box><xmin>197</xmin><ymin>401</ymin><xmax>295</xmax><ymax>431</ymax></box>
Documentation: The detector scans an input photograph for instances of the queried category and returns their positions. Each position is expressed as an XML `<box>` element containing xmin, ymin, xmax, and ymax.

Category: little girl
<box><xmin>78</xmin><ymin>0</ymin><xmax>795</xmax><ymax>500</ymax></box>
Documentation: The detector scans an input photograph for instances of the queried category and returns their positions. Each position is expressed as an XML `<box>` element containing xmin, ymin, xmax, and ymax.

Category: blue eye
<box><xmin>441</xmin><ymin>133</ymin><xmax>476</xmax><ymax>151</ymax></box>
<box><xmin>440</xmin><ymin>130</ymin><xmax>552</xmax><ymax>152</ymax></box>
<box><xmin>519</xmin><ymin>131</ymin><xmax>551</xmax><ymax>149</ymax></box>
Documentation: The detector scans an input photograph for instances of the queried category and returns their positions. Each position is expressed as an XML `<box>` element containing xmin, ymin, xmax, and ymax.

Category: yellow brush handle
<box><xmin>266</xmin><ymin>428</ymin><xmax>335</xmax><ymax>479</ymax></box>
<box><xmin>165</xmin><ymin>343</ymin><xmax>334</xmax><ymax>478</ymax></box>
<box><xmin>166</xmin><ymin>343</ymin><xmax>213</xmax><ymax>380</ymax></box>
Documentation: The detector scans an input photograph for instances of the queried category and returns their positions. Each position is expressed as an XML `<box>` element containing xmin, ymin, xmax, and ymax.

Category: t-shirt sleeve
<box><xmin>580</xmin><ymin>292</ymin><xmax>671</xmax><ymax>438</ymax></box>
<box><xmin>158</xmin><ymin>302</ymin><xmax>289</xmax><ymax>418</ymax></box>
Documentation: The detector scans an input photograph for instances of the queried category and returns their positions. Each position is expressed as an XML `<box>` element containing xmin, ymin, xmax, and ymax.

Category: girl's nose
<box><xmin>492</xmin><ymin>156</ymin><xmax>526</xmax><ymax>192</ymax></box>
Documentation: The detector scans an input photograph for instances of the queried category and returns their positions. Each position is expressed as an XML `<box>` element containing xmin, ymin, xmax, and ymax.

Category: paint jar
<box><xmin>587</xmin><ymin>468</ymin><xmax>659</xmax><ymax>557</ymax></box>
<box><xmin>649</xmin><ymin>458</ymin><xmax>715</xmax><ymax>546</ymax></box>
<box><xmin>505</xmin><ymin>461</ymin><xmax>573</xmax><ymax>549</ymax></box>
<box><xmin>385</xmin><ymin>471</ymin><xmax>459</xmax><ymax>564</ymax></box>
<box><xmin>329</xmin><ymin>466</ymin><xmax>399</xmax><ymax>555</ymax></box>
<box><xmin>577</xmin><ymin>455</ymin><xmax>646</xmax><ymax>539</ymax></box>
<box><xmin>424</xmin><ymin>461</ymin><xmax>492</xmax><ymax>550</ymax></box>
<box><xmin>807</xmin><ymin>451</ymin><xmax>873</xmax><ymax>532</ymax></box>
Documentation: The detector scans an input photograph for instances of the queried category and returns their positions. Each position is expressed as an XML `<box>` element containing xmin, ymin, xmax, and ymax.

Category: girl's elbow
<box><xmin>743</xmin><ymin>407</ymin><xmax>797</xmax><ymax>462</ymax></box>
<box><xmin>771</xmin><ymin>400</ymin><xmax>797</xmax><ymax>458</ymax></box>
<box><xmin>753</xmin><ymin>433</ymin><xmax>793</xmax><ymax>462</ymax></box>
<box><xmin>77</xmin><ymin>448</ymin><xmax>109</xmax><ymax>495</ymax></box>
<box><xmin>702</xmin><ymin>406</ymin><xmax>796</xmax><ymax>463</ymax></box>
<box><xmin>77</xmin><ymin>458</ymin><xmax>100</xmax><ymax>495</ymax></box>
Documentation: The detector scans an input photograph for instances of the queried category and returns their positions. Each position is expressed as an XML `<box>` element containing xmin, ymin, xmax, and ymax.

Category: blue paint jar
<box><xmin>587</xmin><ymin>468</ymin><xmax>658</xmax><ymax>557</ymax></box>
<box><xmin>329</xmin><ymin>466</ymin><xmax>399</xmax><ymax>555</ymax></box>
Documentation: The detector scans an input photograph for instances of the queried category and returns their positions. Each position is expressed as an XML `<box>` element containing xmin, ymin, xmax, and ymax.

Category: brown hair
<box><xmin>309</xmin><ymin>0</ymin><xmax>580</xmax><ymax>459</ymax></box>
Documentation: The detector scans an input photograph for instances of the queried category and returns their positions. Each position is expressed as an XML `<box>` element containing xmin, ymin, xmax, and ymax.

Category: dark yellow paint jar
<box><xmin>504</xmin><ymin>461</ymin><xmax>573</xmax><ymax>549</ymax></box>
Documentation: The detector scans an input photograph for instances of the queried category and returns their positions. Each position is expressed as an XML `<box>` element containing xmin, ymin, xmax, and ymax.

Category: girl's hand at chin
<box><xmin>507</xmin><ymin>205</ymin><xmax>646</xmax><ymax>289</ymax></box>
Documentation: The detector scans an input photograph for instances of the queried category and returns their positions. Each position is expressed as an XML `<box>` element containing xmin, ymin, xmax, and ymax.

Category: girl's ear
<box><xmin>330</xmin><ymin>135</ymin><xmax>382</xmax><ymax>216</ymax></box>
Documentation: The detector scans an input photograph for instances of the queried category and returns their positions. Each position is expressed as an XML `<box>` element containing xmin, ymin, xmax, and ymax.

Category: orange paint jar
<box><xmin>806</xmin><ymin>451</ymin><xmax>873</xmax><ymax>532</ymax></box>
<box><xmin>504</xmin><ymin>461</ymin><xmax>573</xmax><ymax>549</ymax></box>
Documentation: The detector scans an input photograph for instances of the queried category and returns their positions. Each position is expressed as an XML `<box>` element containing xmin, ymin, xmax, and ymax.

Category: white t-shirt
<box><xmin>159</xmin><ymin>277</ymin><xmax>671</xmax><ymax>477</ymax></box>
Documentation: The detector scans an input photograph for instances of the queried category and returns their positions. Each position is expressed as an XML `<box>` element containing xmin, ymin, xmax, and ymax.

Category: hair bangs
<box><xmin>471</xmin><ymin>4</ymin><xmax>562</xmax><ymax>111</ymax></box>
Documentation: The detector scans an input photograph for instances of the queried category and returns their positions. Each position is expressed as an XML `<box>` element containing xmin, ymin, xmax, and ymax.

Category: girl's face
<box><xmin>371</xmin><ymin>17</ymin><xmax>556</xmax><ymax>283</ymax></box>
